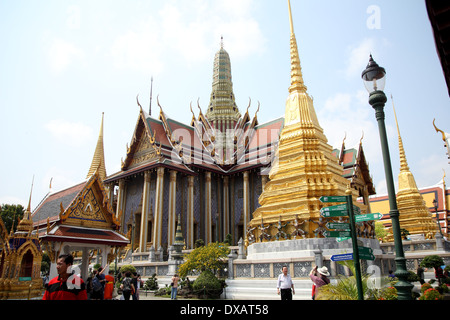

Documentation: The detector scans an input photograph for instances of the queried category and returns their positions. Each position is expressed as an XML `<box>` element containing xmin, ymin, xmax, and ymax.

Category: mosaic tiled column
<box><xmin>167</xmin><ymin>170</ymin><xmax>177</xmax><ymax>246</ymax></box>
<box><xmin>139</xmin><ymin>171</ymin><xmax>151</xmax><ymax>252</ymax></box>
<box><xmin>152</xmin><ymin>167</ymin><xmax>165</xmax><ymax>250</ymax></box>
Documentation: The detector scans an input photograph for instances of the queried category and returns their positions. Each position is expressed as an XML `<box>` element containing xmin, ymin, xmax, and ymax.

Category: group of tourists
<box><xmin>276</xmin><ymin>265</ymin><xmax>330</xmax><ymax>300</ymax></box>
<box><xmin>42</xmin><ymin>253</ymin><xmax>143</xmax><ymax>300</ymax></box>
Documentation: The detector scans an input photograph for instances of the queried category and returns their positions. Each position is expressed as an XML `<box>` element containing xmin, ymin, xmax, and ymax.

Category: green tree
<box><xmin>420</xmin><ymin>255</ymin><xmax>444</xmax><ymax>269</ymax></box>
<box><xmin>178</xmin><ymin>242</ymin><xmax>230</xmax><ymax>277</ymax></box>
<box><xmin>0</xmin><ymin>204</ymin><xmax>25</xmax><ymax>233</ymax></box>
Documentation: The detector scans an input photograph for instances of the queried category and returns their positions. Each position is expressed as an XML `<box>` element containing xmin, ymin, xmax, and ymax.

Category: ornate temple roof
<box><xmin>105</xmin><ymin>42</ymin><xmax>285</xmax><ymax>183</ymax></box>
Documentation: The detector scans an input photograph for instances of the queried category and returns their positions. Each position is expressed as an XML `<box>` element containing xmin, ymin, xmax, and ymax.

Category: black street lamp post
<box><xmin>362</xmin><ymin>55</ymin><xmax>414</xmax><ymax>300</ymax></box>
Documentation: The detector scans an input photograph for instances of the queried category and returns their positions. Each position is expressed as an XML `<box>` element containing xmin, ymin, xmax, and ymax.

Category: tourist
<box><xmin>171</xmin><ymin>273</ymin><xmax>180</xmax><ymax>300</ymax></box>
<box><xmin>104</xmin><ymin>270</ymin><xmax>115</xmax><ymax>300</ymax></box>
<box><xmin>276</xmin><ymin>266</ymin><xmax>295</xmax><ymax>300</ymax></box>
<box><xmin>91</xmin><ymin>270</ymin><xmax>103</xmax><ymax>300</ymax></box>
<box><xmin>309</xmin><ymin>265</ymin><xmax>330</xmax><ymax>300</ymax></box>
<box><xmin>120</xmin><ymin>272</ymin><xmax>135</xmax><ymax>300</ymax></box>
<box><xmin>42</xmin><ymin>253</ymin><xmax>87</xmax><ymax>300</ymax></box>
<box><xmin>417</xmin><ymin>266</ymin><xmax>425</xmax><ymax>285</ymax></box>
<box><xmin>131</xmin><ymin>272</ymin><xmax>139</xmax><ymax>300</ymax></box>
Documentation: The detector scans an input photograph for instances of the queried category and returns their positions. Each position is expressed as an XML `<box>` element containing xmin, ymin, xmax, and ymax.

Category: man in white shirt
<box><xmin>276</xmin><ymin>266</ymin><xmax>295</xmax><ymax>300</ymax></box>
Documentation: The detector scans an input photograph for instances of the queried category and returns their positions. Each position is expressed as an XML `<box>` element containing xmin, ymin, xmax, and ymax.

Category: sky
<box><xmin>0</xmin><ymin>0</ymin><xmax>449</xmax><ymax>209</ymax></box>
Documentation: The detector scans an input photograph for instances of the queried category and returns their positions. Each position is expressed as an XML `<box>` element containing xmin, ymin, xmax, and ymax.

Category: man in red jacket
<box><xmin>43</xmin><ymin>253</ymin><xmax>87</xmax><ymax>300</ymax></box>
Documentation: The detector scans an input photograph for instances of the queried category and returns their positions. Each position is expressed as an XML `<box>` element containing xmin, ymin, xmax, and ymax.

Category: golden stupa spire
<box><xmin>246</xmin><ymin>1</ymin><xmax>353</xmax><ymax>243</ymax></box>
<box><xmin>391</xmin><ymin>95</ymin><xmax>410</xmax><ymax>173</ymax></box>
<box><xmin>87</xmin><ymin>113</ymin><xmax>107</xmax><ymax>181</ymax></box>
<box><xmin>287</xmin><ymin>0</ymin><xmax>307</xmax><ymax>94</ymax></box>
<box><xmin>283</xmin><ymin>0</ymin><xmax>323</xmax><ymax>132</ymax></box>
<box><xmin>390</xmin><ymin>95</ymin><xmax>437</xmax><ymax>239</ymax></box>
<box><xmin>17</xmin><ymin>176</ymin><xmax>34</xmax><ymax>232</ymax></box>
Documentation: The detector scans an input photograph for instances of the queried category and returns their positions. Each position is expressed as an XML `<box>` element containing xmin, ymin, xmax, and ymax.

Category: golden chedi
<box><xmin>390</xmin><ymin>98</ymin><xmax>436</xmax><ymax>240</ymax></box>
<box><xmin>246</xmin><ymin>1</ymin><xmax>365</xmax><ymax>243</ymax></box>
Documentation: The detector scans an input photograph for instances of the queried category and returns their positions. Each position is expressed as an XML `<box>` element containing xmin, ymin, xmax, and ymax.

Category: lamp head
<box><xmin>362</xmin><ymin>54</ymin><xmax>386</xmax><ymax>93</ymax></box>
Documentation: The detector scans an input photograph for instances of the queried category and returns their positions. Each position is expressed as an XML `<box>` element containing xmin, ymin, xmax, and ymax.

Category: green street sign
<box><xmin>321</xmin><ymin>210</ymin><xmax>348</xmax><ymax>218</ymax></box>
<box><xmin>359</xmin><ymin>253</ymin><xmax>375</xmax><ymax>260</ymax></box>
<box><xmin>354</xmin><ymin>212</ymin><xmax>383</xmax><ymax>223</ymax></box>
<box><xmin>319</xmin><ymin>196</ymin><xmax>347</xmax><ymax>203</ymax></box>
<box><xmin>358</xmin><ymin>246</ymin><xmax>373</xmax><ymax>255</ymax></box>
<box><xmin>320</xmin><ymin>204</ymin><xmax>348</xmax><ymax>217</ymax></box>
<box><xmin>324</xmin><ymin>230</ymin><xmax>352</xmax><ymax>238</ymax></box>
<box><xmin>336</xmin><ymin>237</ymin><xmax>351</xmax><ymax>242</ymax></box>
<box><xmin>321</xmin><ymin>204</ymin><xmax>347</xmax><ymax>212</ymax></box>
<box><xmin>326</xmin><ymin>222</ymin><xmax>350</xmax><ymax>230</ymax></box>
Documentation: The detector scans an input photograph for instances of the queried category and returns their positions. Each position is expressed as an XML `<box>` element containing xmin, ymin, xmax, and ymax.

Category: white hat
<box><xmin>318</xmin><ymin>266</ymin><xmax>330</xmax><ymax>276</ymax></box>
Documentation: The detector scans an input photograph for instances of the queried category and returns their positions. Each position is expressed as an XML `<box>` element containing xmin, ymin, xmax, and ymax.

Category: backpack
<box><xmin>92</xmin><ymin>276</ymin><xmax>102</xmax><ymax>292</ymax></box>
<box><xmin>121</xmin><ymin>278</ymin><xmax>131</xmax><ymax>292</ymax></box>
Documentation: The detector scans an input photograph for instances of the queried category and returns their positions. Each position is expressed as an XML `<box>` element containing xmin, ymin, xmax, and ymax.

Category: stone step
<box><xmin>222</xmin><ymin>279</ymin><xmax>314</xmax><ymax>300</ymax></box>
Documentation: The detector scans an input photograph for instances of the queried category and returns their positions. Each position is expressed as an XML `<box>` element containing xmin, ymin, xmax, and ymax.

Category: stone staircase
<box><xmin>222</xmin><ymin>279</ymin><xmax>314</xmax><ymax>300</ymax></box>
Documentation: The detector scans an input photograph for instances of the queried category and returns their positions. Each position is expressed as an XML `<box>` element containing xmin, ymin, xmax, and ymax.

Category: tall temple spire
<box><xmin>246</xmin><ymin>0</ymin><xmax>352</xmax><ymax>242</ymax></box>
<box><xmin>287</xmin><ymin>0</ymin><xmax>307</xmax><ymax>94</ymax></box>
<box><xmin>392</xmin><ymin>95</ymin><xmax>410</xmax><ymax>173</ymax></box>
<box><xmin>205</xmin><ymin>37</ymin><xmax>241</xmax><ymax>128</ymax></box>
<box><xmin>391</xmin><ymin>95</ymin><xmax>437</xmax><ymax>239</ymax></box>
<box><xmin>87</xmin><ymin>113</ymin><xmax>107</xmax><ymax>181</ymax></box>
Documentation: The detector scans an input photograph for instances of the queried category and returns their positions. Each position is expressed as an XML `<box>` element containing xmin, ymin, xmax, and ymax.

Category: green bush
<box><xmin>420</xmin><ymin>255</ymin><xmax>444</xmax><ymax>269</ymax></box>
<box><xmin>144</xmin><ymin>273</ymin><xmax>159</xmax><ymax>291</ymax></box>
<box><xmin>192</xmin><ymin>270</ymin><xmax>223</xmax><ymax>299</ymax></box>
<box><xmin>119</xmin><ymin>264</ymin><xmax>136</xmax><ymax>274</ymax></box>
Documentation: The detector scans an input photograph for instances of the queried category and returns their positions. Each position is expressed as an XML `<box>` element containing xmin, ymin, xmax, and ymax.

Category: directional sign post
<box><xmin>355</xmin><ymin>212</ymin><xmax>383</xmax><ymax>223</ymax></box>
<box><xmin>358</xmin><ymin>246</ymin><xmax>375</xmax><ymax>261</ymax></box>
<box><xmin>346</xmin><ymin>191</ymin><xmax>364</xmax><ymax>301</ymax></box>
<box><xmin>319</xmin><ymin>196</ymin><xmax>347</xmax><ymax>203</ymax></box>
<box><xmin>326</xmin><ymin>222</ymin><xmax>350</xmax><ymax>230</ymax></box>
<box><xmin>324</xmin><ymin>230</ymin><xmax>352</xmax><ymax>238</ymax></box>
<box><xmin>319</xmin><ymin>192</ymin><xmax>375</xmax><ymax>300</ymax></box>
<box><xmin>320</xmin><ymin>204</ymin><xmax>348</xmax><ymax>218</ymax></box>
<box><xmin>331</xmin><ymin>253</ymin><xmax>353</xmax><ymax>262</ymax></box>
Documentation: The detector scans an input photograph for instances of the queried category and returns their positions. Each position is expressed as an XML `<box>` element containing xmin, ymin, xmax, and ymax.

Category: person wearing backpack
<box><xmin>91</xmin><ymin>270</ymin><xmax>103</xmax><ymax>300</ymax></box>
<box><xmin>120</xmin><ymin>272</ymin><xmax>135</xmax><ymax>300</ymax></box>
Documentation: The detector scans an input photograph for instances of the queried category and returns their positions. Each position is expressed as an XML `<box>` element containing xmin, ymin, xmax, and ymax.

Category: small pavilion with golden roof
<box><xmin>0</xmin><ymin>184</ymin><xmax>43</xmax><ymax>299</ymax></box>
<box><xmin>32</xmin><ymin>114</ymin><xmax>129</xmax><ymax>281</ymax></box>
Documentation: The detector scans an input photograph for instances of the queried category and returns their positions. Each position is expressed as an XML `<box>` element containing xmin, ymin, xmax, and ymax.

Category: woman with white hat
<box><xmin>310</xmin><ymin>265</ymin><xmax>330</xmax><ymax>300</ymax></box>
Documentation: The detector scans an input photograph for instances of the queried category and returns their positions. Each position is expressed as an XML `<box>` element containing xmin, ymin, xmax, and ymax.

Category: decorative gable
<box><xmin>59</xmin><ymin>172</ymin><xmax>119</xmax><ymax>229</ymax></box>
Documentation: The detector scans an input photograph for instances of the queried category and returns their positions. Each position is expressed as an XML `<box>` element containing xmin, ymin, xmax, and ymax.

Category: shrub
<box><xmin>420</xmin><ymin>255</ymin><xmax>444</xmax><ymax>269</ymax></box>
<box><xmin>144</xmin><ymin>273</ymin><xmax>159</xmax><ymax>291</ymax></box>
<box><xmin>178</xmin><ymin>242</ymin><xmax>230</xmax><ymax>277</ymax></box>
<box><xmin>119</xmin><ymin>264</ymin><xmax>136</xmax><ymax>274</ymax></box>
<box><xmin>419</xmin><ymin>288</ymin><xmax>443</xmax><ymax>300</ymax></box>
<box><xmin>192</xmin><ymin>270</ymin><xmax>223</xmax><ymax>299</ymax></box>
<box><xmin>421</xmin><ymin>283</ymin><xmax>432</xmax><ymax>293</ymax></box>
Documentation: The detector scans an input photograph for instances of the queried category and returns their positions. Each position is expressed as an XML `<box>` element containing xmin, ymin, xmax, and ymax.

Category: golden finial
<box><xmin>87</xmin><ymin>112</ymin><xmax>106</xmax><ymax>181</ymax></box>
<box><xmin>391</xmin><ymin>94</ymin><xmax>409</xmax><ymax>172</ymax></box>
<box><xmin>287</xmin><ymin>0</ymin><xmax>307</xmax><ymax>93</ymax></box>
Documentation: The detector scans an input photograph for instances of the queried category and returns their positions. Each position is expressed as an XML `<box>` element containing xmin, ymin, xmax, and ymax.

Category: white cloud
<box><xmin>66</xmin><ymin>5</ymin><xmax>81</xmax><ymax>30</ymax></box>
<box><xmin>344</xmin><ymin>38</ymin><xmax>376</xmax><ymax>78</ymax></box>
<box><xmin>45</xmin><ymin>119</ymin><xmax>93</xmax><ymax>147</ymax></box>
<box><xmin>110</xmin><ymin>23</ymin><xmax>164</xmax><ymax>74</ymax></box>
<box><xmin>109</xmin><ymin>0</ymin><xmax>266</xmax><ymax>73</ymax></box>
<box><xmin>47</xmin><ymin>38</ymin><xmax>85</xmax><ymax>73</ymax></box>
